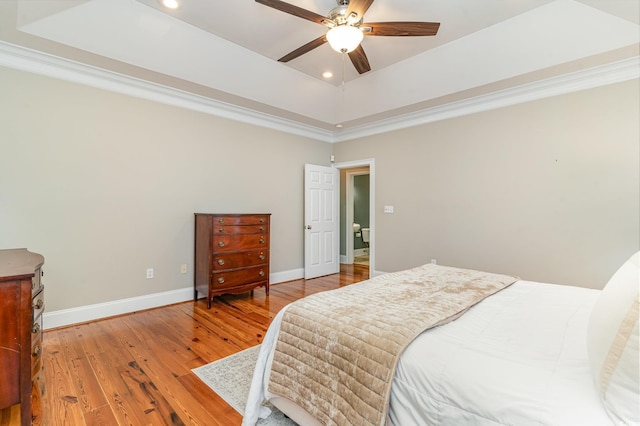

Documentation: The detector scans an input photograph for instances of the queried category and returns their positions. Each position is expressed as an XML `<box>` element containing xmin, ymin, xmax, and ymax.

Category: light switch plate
<box><xmin>384</xmin><ymin>205</ymin><xmax>394</xmax><ymax>213</ymax></box>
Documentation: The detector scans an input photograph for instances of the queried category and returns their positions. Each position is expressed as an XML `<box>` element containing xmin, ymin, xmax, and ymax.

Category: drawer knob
<box><xmin>217</xmin><ymin>277</ymin><xmax>225</xmax><ymax>284</ymax></box>
<box><xmin>33</xmin><ymin>299</ymin><xmax>44</xmax><ymax>310</ymax></box>
<box><xmin>259</xmin><ymin>237</ymin><xmax>265</xmax><ymax>244</ymax></box>
<box><xmin>218</xmin><ymin>228</ymin><xmax>225</xmax><ymax>233</ymax></box>
<box><xmin>260</xmin><ymin>218</ymin><xmax>264</xmax><ymax>223</ymax></box>
<box><xmin>218</xmin><ymin>218</ymin><xmax>224</xmax><ymax>224</ymax></box>
<box><xmin>32</xmin><ymin>323</ymin><xmax>41</xmax><ymax>334</ymax></box>
<box><xmin>259</xmin><ymin>226</ymin><xmax>264</xmax><ymax>231</ymax></box>
<box><xmin>258</xmin><ymin>254</ymin><xmax>265</xmax><ymax>260</ymax></box>
<box><xmin>217</xmin><ymin>259</ymin><xmax>225</xmax><ymax>266</ymax></box>
<box><xmin>33</xmin><ymin>346</ymin><xmax>41</xmax><ymax>357</ymax></box>
<box><xmin>259</xmin><ymin>270</ymin><xmax>265</xmax><ymax>277</ymax></box>
<box><xmin>218</xmin><ymin>241</ymin><xmax>225</xmax><ymax>247</ymax></box>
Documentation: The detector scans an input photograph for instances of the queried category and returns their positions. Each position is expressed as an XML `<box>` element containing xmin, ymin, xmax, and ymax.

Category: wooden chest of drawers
<box><xmin>194</xmin><ymin>213</ymin><xmax>271</xmax><ymax>308</ymax></box>
<box><xmin>0</xmin><ymin>248</ymin><xmax>45</xmax><ymax>426</ymax></box>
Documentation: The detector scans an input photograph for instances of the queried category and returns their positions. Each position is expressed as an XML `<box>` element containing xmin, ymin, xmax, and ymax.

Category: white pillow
<box><xmin>587</xmin><ymin>251</ymin><xmax>639</xmax><ymax>425</ymax></box>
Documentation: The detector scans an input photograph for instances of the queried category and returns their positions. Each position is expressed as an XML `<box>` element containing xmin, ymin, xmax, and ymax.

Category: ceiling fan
<box><xmin>255</xmin><ymin>0</ymin><xmax>440</xmax><ymax>75</ymax></box>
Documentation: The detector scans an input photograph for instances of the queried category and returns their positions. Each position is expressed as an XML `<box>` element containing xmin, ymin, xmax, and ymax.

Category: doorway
<box><xmin>335</xmin><ymin>159</ymin><xmax>375</xmax><ymax>277</ymax></box>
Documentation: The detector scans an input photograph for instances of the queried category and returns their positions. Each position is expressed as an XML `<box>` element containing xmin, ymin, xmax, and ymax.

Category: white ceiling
<box><xmin>0</xmin><ymin>0</ymin><xmax>638</xmax><ymax>141</ymax></box>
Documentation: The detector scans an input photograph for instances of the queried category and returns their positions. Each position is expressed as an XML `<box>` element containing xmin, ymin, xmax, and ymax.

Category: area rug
<box><xmin>192</xmin><ymin>345</ymin><xmax>297</xmax><ymax>426</ymax></box>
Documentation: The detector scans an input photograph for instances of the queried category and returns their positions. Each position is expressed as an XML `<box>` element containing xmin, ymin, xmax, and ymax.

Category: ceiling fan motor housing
<box><xmin>256</xmin><ymin>0</ymin><xmax>440</xmax><ymax>74</ymax></box>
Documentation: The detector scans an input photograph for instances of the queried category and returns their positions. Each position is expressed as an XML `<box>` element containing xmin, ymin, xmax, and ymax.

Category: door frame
<box><xmin>334</xmin><ymin>158</ymin><xmax>375</xmax><ymax>277</ymax></box>
<box><xmin>344</xmin><ymin>167</ymin><xmax>370</xmax><ymax>265</ymax></box>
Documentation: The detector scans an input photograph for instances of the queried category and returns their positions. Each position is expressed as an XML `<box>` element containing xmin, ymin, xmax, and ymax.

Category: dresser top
<box><xmin>0</xmin><ymin>248</ymin><xmax>45</xmax><ymax>281</ymax></box>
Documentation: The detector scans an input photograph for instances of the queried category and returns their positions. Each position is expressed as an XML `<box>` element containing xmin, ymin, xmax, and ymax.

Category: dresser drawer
<box><xmin>212</xmin><ymin>266</ymin><xmax>268</xmax><ymax>290</ymax></box>
<box><xmin>212</xmin><ymin>224</ymin><xmax>268</xmax><ymax>235</ymax></box>
<box><xmin>31</xmin><ymin>331</ymin><xmax>43</xmax><ymax>378</ymax></box>
<box><xmin>31</xmin><ymin>267</ymin><xmax>43</xmax><ymax>296</ymax></box>
<box><xmin>32</xmin><ymin>287</ymin><xmax>45</xmax><ymax>322</ymax></box>
<box><xmin>31</xmin><ymin>315</ymin><xmax>43</xmax><ymax>343</ymax></box>
<box><xmin>213</xmin><ymin>250</ymin><xmax>268</xmax><ymax>271</ymax></box>
<box><xmin>31</xmin><ymin>313</ymin><xmax>43</xmax><ymax>377</ymax></box>
<box><xmin>213</xmin><ymin>234</ymin><xmax>269</xmax><ymax>252</ymax></box>
<box><xmin>213</xmin><ymin>215</ymin><xmax>269</xmax><ymax>226</ymax></box>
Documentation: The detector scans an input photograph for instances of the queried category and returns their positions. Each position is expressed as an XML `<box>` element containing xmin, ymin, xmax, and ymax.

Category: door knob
<box><xmin>305</xmin><ymin>225</ymin><xmax>312</xmax><ymax>230</ymax></box>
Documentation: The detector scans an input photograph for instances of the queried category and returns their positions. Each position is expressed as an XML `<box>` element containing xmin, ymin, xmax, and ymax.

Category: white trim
<box><xmin>43</xmin><ymin>287</ymin><xmax>193</xmax><ymax>330</ymax></box>
<box><xmin>0</xmin><ymin>41</ymin><xmax>332</xmax><ymax>142</ymax></box>
<box><xmin>334</xmin><ymin>56</ymin><xmax>640</xmax><ymax>142</ymax></box>
<box><xmin>270</xmin><ymin>268</ymin><xmax>304</xmax><ymax>285</ymax></box>
<box><xmin>372</xmin><ymin>269</ymin><xmax>388</xmax><ymax>277</ymax></box>
<box><xmin>345</xmin><ymin>168</ymin><xmax>370</xmax><ymax>265</ymax></box>
<box><xmin>43</xmin><ymin>268</ymin><xmax>304</xmax><ymax>330</ymax></box>
<box><xmin>0</xmin><ymin>41</ymin><xmax>636</xmax><ymax>144</ymax></box>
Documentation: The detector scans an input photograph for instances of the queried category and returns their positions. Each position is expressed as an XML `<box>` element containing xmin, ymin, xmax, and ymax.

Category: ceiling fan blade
<box><xmin>363</xmin><ymin>22</ymin><xmax>440</xmax><ymax>37</ymax></box>
<box><xmin>278</xmin><ymin>35</ymin><xmax>327</xmax><ymax>62</ymax></box>
<box><xmin>255</xmin><ymin>0</ymin><xmax>327</xmax><ymax>25</ymax></box>
<box><xmin>346</xmin><ymin>0</ymin><xmax>375</xmax><ymax>20</ymax></box>
<box><xmin>348</xmin><ymin>45</ymin><xmax>371</xmax><ymax>74</ymax></box>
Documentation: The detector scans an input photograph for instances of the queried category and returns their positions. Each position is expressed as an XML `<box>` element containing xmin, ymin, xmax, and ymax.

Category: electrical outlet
<box><xmin>146</xmin><ymin>268</ymin><xmax>154</xmax><ymax>279</ymax></box>
<box><xmin>431</xmin><ymin>259</ymin><xmax>437</xmax><ymax>265</ymax></box>
<box><xmin>180</xmin><ymin>264</ymin><xmax>187</xmax><ymax>274</ymax></box>
<box><xmin>384</xmin><ymin>205</ymin><xmax>394</xmax><ymax>213</ymax></box>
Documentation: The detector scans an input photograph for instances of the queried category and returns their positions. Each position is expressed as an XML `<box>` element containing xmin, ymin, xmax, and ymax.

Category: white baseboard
<box><xmin>270</xmin><ymin>268</ymin><xmax>304</xmax><ymax>284</ymax></box>
<box><xmin>43</xmin><ymin>287</ymin><xmax>193</xmax><ymax>330</ymax></box>
<box><xmin>43</xmin><ymin>269</ymin><xmax>305</xmax><ymax>330</ymax></box>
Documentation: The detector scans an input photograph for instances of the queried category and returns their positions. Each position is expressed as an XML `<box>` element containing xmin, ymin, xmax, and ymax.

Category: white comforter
<box><xmin>244</xmin><ymin>280</ymin><xmax>613</xmax><ymax>425</ymax></box>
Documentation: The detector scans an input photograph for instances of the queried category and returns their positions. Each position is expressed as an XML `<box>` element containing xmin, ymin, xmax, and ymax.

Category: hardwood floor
<box><xmin>0</xmin><ymin>264</ymin><xmax>368</xmax><ymax>426</ymax></box>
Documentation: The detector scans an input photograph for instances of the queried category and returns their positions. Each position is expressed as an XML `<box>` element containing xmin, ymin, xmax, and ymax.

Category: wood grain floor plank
<box><xmin>56</xmin><ymin>327</ymin><xmax>112</xmax><ymax>415</ymax></box>
<box><xmin>37</xmin><ymin>331</ymin><xmax>88</xmax><ymax>425</ymax></box>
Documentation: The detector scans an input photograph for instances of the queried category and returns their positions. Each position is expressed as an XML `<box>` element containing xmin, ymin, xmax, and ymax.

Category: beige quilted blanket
<box><xmin>267</xmin><ymin>263</ymin><xmax>518</xmax><ymax>426</ymax></box>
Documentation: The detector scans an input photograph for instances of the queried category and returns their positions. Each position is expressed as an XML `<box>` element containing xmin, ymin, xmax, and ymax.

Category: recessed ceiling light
<box><xmin>160</xmin><ymin>0</ymin><xmax>180</xmax><ymax>9</ymax></box>
<box><xmin>335</xmin><ymin>124</ymin><xmax>343</xmax><ymax>128</ymax></box>
<box><xmin>322</xmin><ymin>71</ymin><xmax>333</xmax><ymax>79</ymax></box>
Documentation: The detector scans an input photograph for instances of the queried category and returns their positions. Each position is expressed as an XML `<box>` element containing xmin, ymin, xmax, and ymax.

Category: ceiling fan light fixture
<box><xmin>326</xmin><ymin>25</ymin><xmax>363</xmax><ymax>53</ymax></box>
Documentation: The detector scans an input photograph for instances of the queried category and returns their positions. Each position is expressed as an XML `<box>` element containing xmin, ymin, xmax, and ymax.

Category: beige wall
<box><xmin>0</xmin><ymin>66</ymin><xmax>332</xmax><ymax>311</ymax></box>
<box><xmin>1</xmin><ymin>66</ymin><xmax>637</xmax><ymax>316</ymax></box>
<box><xmin>334</xmin><ymin>79</ymin><xmax>640</xmax><ymax>289</ymax></box>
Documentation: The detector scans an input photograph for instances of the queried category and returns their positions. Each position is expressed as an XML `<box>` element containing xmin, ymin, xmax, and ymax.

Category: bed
<box><xmin>242</xmin><ymin>252</ymin><xmax>639</xmax><ymax>426</ymax></box>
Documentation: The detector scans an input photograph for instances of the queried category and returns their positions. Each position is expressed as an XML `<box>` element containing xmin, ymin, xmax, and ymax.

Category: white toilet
<box><xmin>361</xmin><ymin>228</ymin><xmax>370</xmax><ymax>243</ymax></box>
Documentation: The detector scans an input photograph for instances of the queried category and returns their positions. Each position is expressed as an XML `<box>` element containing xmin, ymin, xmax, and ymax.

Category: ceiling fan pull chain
<box><xmin>341</xmin><ymin>52</ymin><xmax>346</xmax><ymax>91</ymax></box>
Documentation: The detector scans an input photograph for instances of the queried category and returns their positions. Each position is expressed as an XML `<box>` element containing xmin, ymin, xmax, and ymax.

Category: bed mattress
<box><xmin>243</xmin><ymin>280</ymin><xmax>613</xmax><ymax>425</ymax></box>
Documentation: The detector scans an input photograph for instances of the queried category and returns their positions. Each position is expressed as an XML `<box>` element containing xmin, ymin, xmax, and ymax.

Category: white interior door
<box><xmin>304</xmin><ymin>164</ymin><xmax>339</xmax><ymax>279</ymax></box>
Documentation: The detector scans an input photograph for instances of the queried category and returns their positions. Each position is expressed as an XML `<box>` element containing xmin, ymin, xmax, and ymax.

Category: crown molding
<box><xmin>0</xmin><ymin>41</ymin><xmax>334</xmax><ymax>142</ymax></box>
<box><xmin>1</xmin><ymin>41</ymin><xmax>637</xmax><ymax>144</ymax></box>
<box><xmin>333</xmin><ymin>55</ymin><xmax>640</xmax><ymax>142</ymax></box>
